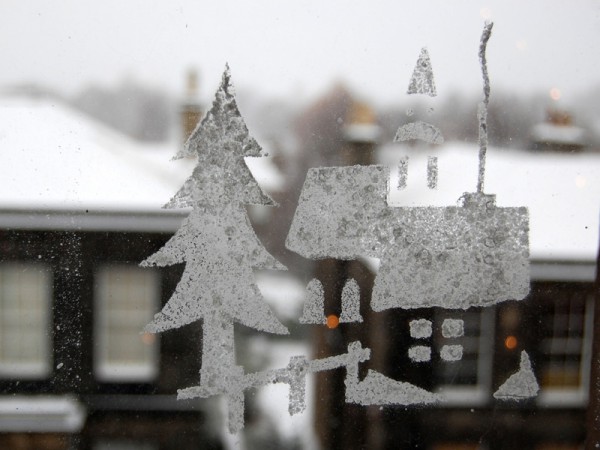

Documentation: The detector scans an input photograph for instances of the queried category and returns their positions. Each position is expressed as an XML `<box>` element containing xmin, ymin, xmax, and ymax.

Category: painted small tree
<box><xmin>141</xmin><ymin>65</ymin><xmax>289</xmax><ymax>417</ymax></box>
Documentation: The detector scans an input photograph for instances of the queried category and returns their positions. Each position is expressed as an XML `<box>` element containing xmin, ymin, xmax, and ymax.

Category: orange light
<box><xmin>141</xmin><ymin>332</ymin><xmax>156</xmax><ymax>345</ymax></box>
<box><xmin>326</xmin><ymin>315</ymin><xmax>340</xmax><ymax>329</ymax></box>
<box><xmin>550</xmin><ymin>88</ymin><xmax>561</xmax><ymax>101</ymax></box>
<box><xmin>504</xmin><ymin>335</ymin><xmax>518</xmax><ymax>350</ymax></box>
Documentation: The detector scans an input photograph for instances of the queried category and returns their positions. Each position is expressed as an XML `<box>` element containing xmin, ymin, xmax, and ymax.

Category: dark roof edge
<box><xmin>0</xmin><ymin>209</ymin><xmax>188</xmax><ymax>233</ymax></box>
<box><xmin>530</xmin><ymin>260</ymin><xmax>597</xmax><ymax>282</ymax></box>
<box><xmin>358</xmin><ymin>257</ymin><xmax>596</xmax><ymax>281</ymax></box>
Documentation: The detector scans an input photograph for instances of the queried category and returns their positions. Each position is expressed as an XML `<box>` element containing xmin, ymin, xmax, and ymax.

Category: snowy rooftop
<box><xmin>343</xmin><ymin>123</ymin><xmax>381</xmax><ymax>143</ymax></box>
<box><xmin>0</xmin><ymin>95</ymin><xmax>284</xmax><ymax>214</ymax></box>
<box><xmin>378</xmin><ymin>143</ymin><xmax>600</xmax><ymax>262</ymax></box>
<box><xmin>0</xmin><ymin>95</ymin><xmax>598</xmax><ymax>263</ymax></box>
<box><xmin>530</xmin><ymin>122</ymin><xmax>587</xmax><ymax>147</ymax></box>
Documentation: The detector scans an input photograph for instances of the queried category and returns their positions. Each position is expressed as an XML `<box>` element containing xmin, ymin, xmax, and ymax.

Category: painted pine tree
<box><xmin>141</xmin><ymin>65</ymin><xmax>288</xmax><ymax>392</ymax></box>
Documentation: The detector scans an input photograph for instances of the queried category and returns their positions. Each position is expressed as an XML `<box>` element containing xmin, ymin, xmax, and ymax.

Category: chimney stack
<box><xmin>180</xmin><ymin>69</ymin><xmax>202</xmax><ymax>146</ymax></box>
<box><xmin>341</xmin><ymin>100</ymin><xmax>380</xmax><ymax>166</ymax></box>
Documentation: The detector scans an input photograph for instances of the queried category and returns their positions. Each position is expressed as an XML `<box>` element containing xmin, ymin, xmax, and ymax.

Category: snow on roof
<box><xmin>343</xmin><ymin>123</ymin><xmax>381</xmax><ymax>143</ymax></box>
<box><xmin>530</xmin><ymin>122</ymin><xmax>587</xmax><ymax>146</ymax></box>
<box><xmin>244</xmin><ymin>154</ymin><xmax>285</xmax><ymax>192</ymax></box>
<box><xmin>378</xmin><ymin>142</ymin><xmax>600</xmax><ymax>262</ymax></box>
<box><xmin>0</xmin><ymin>95</ymin><xmax>284</xmax><ymax>214</ymax></box>
<box><xmin>255</xmin><ymin>271</ymin><xmax>306</xmax><ymax>321</ymax></box>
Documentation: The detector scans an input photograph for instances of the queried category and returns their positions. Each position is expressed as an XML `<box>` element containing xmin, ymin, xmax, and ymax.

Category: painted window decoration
<box><xmin>0</xmin><ymin>263</ymin><xmax>52</xmax><ymax>378</ymax></box>
<box><xmin>395</xmin><ymin>46</ymin><xmax>444</xmax><ymax>182</ymax></box>
<box><xmin>140</xmin><ymin>22</ymin><xmax>539</xmax><ymax>434</ymax></box>
<box><xmin>94</xmin><ymin>265</ymin><xmax>160</xmax><ymax>382</ymax></box>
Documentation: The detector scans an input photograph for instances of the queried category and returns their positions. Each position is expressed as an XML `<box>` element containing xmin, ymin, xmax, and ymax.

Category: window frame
<box><xmin>535</xmin><ymin>278</ymin><xmax>595</xmax><ymax>408</ymax></box>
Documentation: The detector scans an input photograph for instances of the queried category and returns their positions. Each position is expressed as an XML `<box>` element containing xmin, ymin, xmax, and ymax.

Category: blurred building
<box><xmin>0</xmin><ymin>82</ymin><xmax>305</xmax><ymax>449</ymax></box>
<box><xmin>289</xmin><ymin>88</ymin><xmax>600</xmax><ymax>449</ymax></box>
<box><xmin>0</xmin><ymin>83</ymin><xmax>599</xmax><ymax>450</ymax></box>
<box><xmin>0</xmin><ymin>90</ymin><xmax>225</xmax><ymax>449</ymax></box>
<box><xmin>530</xmin><ymin>109</ymin><xmax>588</xmax><ymax>152</ymax></box>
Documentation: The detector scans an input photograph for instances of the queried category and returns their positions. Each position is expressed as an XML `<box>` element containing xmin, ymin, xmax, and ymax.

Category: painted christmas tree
<box><xmin>141</xmin><ymin>65</ymin><xmax>288</xmax><ymax>393</ymax></box>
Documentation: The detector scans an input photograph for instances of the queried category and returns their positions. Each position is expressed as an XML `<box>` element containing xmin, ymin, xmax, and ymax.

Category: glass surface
<box><xmin>0</xmin><ymin>2</ymin><xmax>599</xmax><ymax>449</ymax></box>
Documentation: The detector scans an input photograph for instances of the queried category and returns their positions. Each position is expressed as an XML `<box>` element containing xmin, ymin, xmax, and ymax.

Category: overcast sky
<box><xmin>2</xmin><ymin>1</ymin><xmax>600</xmax><ymax>107</ymax></box>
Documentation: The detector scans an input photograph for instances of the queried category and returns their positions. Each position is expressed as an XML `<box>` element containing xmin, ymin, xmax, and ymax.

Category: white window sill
<box><xmin>0</xmin><ymin>362</ymin><xmax>51</xmax><ymax>379</ymax></box>
<box><xmin>0</xmin><ymin>395</ymin><xmax>86</xmax><ymax>432</ymax></box>
<box><xmin>95</xmin><ymin>364</ymin><xmax>158</xmax><ymax>383</ymax></box>
<box><xmin>435</xmin><ymin>386</ymin><xmax>489</xmax><ymax>407</ymax></box>
<box><xmin>536</xmin><ymin>389</ymin><xmax>587</xmax><ymax>408</ymax></box>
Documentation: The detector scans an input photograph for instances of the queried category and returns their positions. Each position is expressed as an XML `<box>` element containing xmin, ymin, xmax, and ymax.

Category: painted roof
<box><xmin>286</xmin><ymin>164</ymin><xmax>531</xmax><ymax>308</ymax></box>
<box><xmin>286</xmin><ymin>142</ymin><xmax>599</xmax><ymax>263</ymax></box>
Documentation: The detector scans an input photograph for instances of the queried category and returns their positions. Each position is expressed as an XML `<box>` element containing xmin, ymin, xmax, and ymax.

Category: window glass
<box><xmin>0</xmin><ymin>2</ymin><xmax>599</xmax><ymax>448</ymax></box>
<box><xmin>0</xmin><ymin>263</ymin><xmax>52</xmax><ymax>378</ymax></box>
<box><xmin>94</xmin><ymin>265</ymin><xmax>160</xmax><ymax>382</ymax></box>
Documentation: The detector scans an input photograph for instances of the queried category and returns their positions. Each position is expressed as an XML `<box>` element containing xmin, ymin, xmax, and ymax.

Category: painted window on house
<box><xmin>94</xmin><ymin>265</ymin><xmax>160</xmax><ymax>382</ymax></box>
<box><xmin>0</xmin><ymin>263</ymin><xmax>52</xmax><ymax>378</ymax></box>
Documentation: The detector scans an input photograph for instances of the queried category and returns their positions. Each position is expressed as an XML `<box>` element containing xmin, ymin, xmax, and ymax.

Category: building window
<box><xmin>536</xmin><ymin>282</ymin><xmax>593</xmax><ymax>406</ymax></box>
<box><xmin>94</xmin><ymin>265</ymin><xmax>160</xmax><ymax>382</ymax></box>
<box><xmin>433</xmin><ymin>307</ymin><xmax>495</xmax><ymax>405</ymax></box>
<box><xmin>0</xmin><ymin>263</ymin><xmax>52</xmax><ymax>378</ymax></box>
